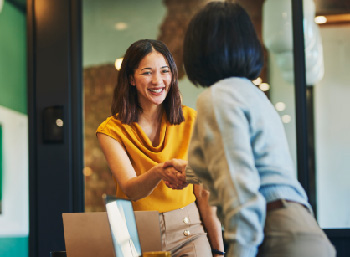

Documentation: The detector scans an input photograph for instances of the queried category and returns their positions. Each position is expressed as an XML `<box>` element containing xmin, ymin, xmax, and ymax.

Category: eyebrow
<box><xmin>139</xmin><ymin>66</ymin><xmax>169</xmax><ymax>71</ymax></box>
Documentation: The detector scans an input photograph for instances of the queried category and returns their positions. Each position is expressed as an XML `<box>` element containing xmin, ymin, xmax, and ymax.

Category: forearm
<box><xmin>194</xmin><ymin>185</ymin><xmax>224</xmax><ymax>255</ymax></box>
<box><xmin>203</xmin><ymin>206</ymin><xmax>224</xmax><ymax>256</ymax></box>
<box><xmin>117</xmin><ymin>164</ymin><xmax>184</xmax><ymax>201</ymax></box>
<box><xmin>120</xmin><ymin>166</ymin><xmax>162</xmax><ymax>201</ymax></box>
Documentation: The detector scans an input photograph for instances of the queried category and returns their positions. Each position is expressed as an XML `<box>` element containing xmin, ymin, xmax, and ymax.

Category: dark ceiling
<box><xmin>315</xmin><ymin>0</ymin><xmax>350</xmax><ymax>14</ymax></box>
<box><xmin>5</xmin><ymin>0</ymin><xmax>350</xmax><ymax>16</ymax></box>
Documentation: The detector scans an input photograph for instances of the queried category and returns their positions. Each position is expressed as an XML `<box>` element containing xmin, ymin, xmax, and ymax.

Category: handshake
<box><xmin>161</xmin><ymin>159</ymin><xmax>200</xmax><ymax>190</ymax></box>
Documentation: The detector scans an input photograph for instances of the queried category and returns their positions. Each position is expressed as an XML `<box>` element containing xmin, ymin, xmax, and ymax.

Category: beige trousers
<box><xmin>159</xmin><ymin>202</ymin><xmax>212</xmax><ymax>257</ymax></box>
<box><xmin>257</xmin><ymin>200</ymin><xmax>336</xmax><ymax>257</ymax></box>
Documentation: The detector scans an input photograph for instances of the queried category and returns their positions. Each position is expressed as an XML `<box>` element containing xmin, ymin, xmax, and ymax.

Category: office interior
<box><xmin>0</xmin><ymin>0</ymin><xmax>349</xmax><ymax>256</ymax></box>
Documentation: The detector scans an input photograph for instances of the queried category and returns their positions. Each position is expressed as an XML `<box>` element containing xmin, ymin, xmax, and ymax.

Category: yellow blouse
<box><xmin>96</xmin><ymin>106</ymin><xmax>197</xmax><ymax>213</ymax></box>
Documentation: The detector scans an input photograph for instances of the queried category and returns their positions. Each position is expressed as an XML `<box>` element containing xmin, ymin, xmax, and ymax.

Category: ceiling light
<box><xmin>115</xmin><ymin>58</ymin><xmax>123</xmax><ymax>70</ymax></box>
<box><xmin>259</xmin><ymin>83</ymin><xmax>270</xmax><ymax>91</ymax></box>
<box><xmin>252</xmin><ymin>77</ymin><xmax>262</xmax><ymax>85</ymax></box>
<box><xmin>115</xmin><ymin>22</ymin><xmax>128</xmax><ymax>31</ymax></box>
<box><xmin>275</xmin><ymin>102</ymin><xmax>286</xmax><ymax>111</ymax></box>
<box><xmin>281</xmin><ymin>115</ymin><xmax>292</xmax><ymax>123</ymax></box>
<box><xmin>314</xmin><ymin>16</ymin><xmax>327</xmax><ymax>24</ymax></box>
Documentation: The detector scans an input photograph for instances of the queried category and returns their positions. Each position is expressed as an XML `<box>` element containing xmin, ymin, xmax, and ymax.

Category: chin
<box><xmin>150</xmin><ymin>95</ymin><xmax>167</xmax><ymax>106</ymax></box>
<box><xmin>152</xmin><ymin>100</ymin><xmax>165</xmax><ymax>106</ymax></box>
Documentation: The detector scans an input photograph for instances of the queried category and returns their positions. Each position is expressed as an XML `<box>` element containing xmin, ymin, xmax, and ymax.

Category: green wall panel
<box><xmin>0</xmin><ymin>2</ymin><xmax>28</xmax><ymax>257</ymax></box>
<box><xmin>0</xmin><ymin>124</ymin><xmax>2</xmax><ymax>209</ymax></box>
<box><xmin>0</xmin><ymin>1</ymin><xmax>27</xmax><ymax>114</ymax></box>
<box><xmin>0</xmin><ymin>237</ymin><xmax>28</xmax><ymax>257</ymax></box>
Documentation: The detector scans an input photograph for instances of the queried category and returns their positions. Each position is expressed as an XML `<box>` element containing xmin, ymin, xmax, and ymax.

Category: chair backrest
<box><xmin>62</xmin><ymin>197</ymin><xmax>162</xmax><ymax>257</ymax></box>
<box><xmin>62</xmin><ymin>212</ymin><xmax>115</xmax><ymax>257</ymax></box>
<box><xmin>50</xmin><ymin>251</ymin><xmax>66</xmax><ymax>257</ymax></box>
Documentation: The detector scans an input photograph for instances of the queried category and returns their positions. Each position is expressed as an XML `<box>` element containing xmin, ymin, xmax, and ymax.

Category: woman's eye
<box><xmin>141</xmin><ymin>71</ymin><xmax>152</xmax><ymax>75</ymax></box>
<box><xmin>162</xmin><ymin>69</ymin><xmax>170</xmax><ymax>74</ymax></box>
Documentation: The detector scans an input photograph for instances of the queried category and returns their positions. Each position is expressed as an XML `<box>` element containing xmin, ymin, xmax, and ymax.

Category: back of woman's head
<box><xmin>111</xmin><ymin>39</ymin><xmax>183</xmax><ymax>125</ymax></box>
<box><xmin>183</xmin><ymin>1</ymin><xmax>264</xmax><ymax>87</ymax></box>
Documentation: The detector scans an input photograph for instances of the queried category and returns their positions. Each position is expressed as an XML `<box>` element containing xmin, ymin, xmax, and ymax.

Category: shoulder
<box><xmin>181</xmin><ymin>105</ymin><xmax>197</xmax><ymax>121</ymax></box>
<box><xmin>209</xmin><ymin>77</ymin><xmax>258</xmax><ymax>109</ymax></box>
<box><xmin>195</xmin><ymin>88</ymin><xmax>214</xmax><ymax>114</ymax></box>
<box><xmin>96</xmin><ymin>115</ymin><xmax>124</xmax><ymax>137</ymax></box>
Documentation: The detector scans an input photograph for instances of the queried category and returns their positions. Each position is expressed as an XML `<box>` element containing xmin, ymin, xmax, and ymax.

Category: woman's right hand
<box><xmin>156</xmin><ymin>163</ymin><xmax>188</xmax><ymax>189</ymax></box>
<box><xmin>161</xmin><ymin>159</ymin><xmax>188</xmax><ymax>189</ymax></box>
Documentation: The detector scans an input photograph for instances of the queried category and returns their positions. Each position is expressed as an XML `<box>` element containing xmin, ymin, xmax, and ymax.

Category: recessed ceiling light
<box><xmin>315</xmin><ymin>16</ymin><xmax>327</xmax><ymax>24</ymax></box>
<box><xmin>115</xmin><ymin>22</ymin><xmax>128</xmax><ymax>31</ymax></box>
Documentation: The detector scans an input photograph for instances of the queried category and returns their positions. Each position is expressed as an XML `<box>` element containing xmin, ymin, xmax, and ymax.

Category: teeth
<box><xmin>149</xmin><ymin>88</ymin><xmax>163</xmax><ymax>93</ymax></box>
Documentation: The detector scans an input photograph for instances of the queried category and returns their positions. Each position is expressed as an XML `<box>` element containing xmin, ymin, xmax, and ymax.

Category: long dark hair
<box><xmin>111</xmin><ymin>39</ymin><xmax>184</xmax><ymax>125</ymax></box>
<box><xmin>183</xmin><ymin>1</ymin><xmax>264</xmax><ymax>87</ymax></box>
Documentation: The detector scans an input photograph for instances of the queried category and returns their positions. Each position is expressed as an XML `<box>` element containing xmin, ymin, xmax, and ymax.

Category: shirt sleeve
<box><xmin>188</xmin><ymin>88</ymin><xmax>265</xmax><ymax>257</ymax></box>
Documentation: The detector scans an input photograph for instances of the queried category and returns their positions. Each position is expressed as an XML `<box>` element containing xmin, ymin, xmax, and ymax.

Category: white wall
<box><xmin>0</xmin><ymin>106</ymin><xmax>28</xmax><ymax>236</ymax></box>
<box><xmin>315</xmin><ymin>26</ymin><xmax>350</xmax><ymax>228</ymax></box>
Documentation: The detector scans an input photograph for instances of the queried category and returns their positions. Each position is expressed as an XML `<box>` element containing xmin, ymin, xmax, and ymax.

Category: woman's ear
<box><xmin>129</xmin><ymin>76</ymin><xmax>136</xmax><ymax>86</ymax></box>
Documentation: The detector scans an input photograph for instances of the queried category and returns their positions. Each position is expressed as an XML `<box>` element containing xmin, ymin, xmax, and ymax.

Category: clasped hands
<box><xmin>161</xmin><ymin>158</ymin><xmax>188</xmax><ymax>190</ymax></box>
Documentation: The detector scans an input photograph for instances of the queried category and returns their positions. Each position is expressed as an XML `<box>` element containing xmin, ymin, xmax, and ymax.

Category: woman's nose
<box><xmin>152</xmin><ymin>72</ymin><xmax>163</xmax><ymax>84</ymax></box>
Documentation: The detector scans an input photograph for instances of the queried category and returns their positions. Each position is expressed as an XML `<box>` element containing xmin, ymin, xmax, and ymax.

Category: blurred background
<box><xmin>0</xmin><ymin>0</ymin><xmax>349</xmax><ymax>256</ymax></box>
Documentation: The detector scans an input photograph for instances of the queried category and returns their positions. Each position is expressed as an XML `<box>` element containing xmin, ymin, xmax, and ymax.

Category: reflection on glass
<box><xmin>104</xmin><ymin>196</ymin><xmax>141</xmax><ymax>257</ymax></box>
<box><xmin>275</xmin><ymin>102</ymin><xmax>286</xmax><ymax>112</ymax></box>
<box><xmin>83</xmin><ymin>0</ymin><xmax>168</xmax><ymax>212</ymax></box>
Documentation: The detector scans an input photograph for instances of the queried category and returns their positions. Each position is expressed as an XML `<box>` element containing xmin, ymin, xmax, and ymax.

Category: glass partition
<box><xmin>82</xmin><ymin>0</ymin><xmax>290</xmax><ymax>212</ymax></box>
<box><xmin>83</xmin><ymin>1</ymin><xmax>350</xmax><ymax>231</ymax></box>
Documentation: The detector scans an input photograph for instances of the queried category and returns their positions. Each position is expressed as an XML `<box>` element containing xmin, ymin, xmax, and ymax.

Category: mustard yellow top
<box><xmin>96</xmin><ymin>105</ymin><xmax>197</xmax><ymax>213</ymax></box>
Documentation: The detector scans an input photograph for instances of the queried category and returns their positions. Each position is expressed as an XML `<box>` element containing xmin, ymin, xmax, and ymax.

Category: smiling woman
<box><xmin>95</xmin><ymin>39</ymin><xmax>224</xmax><ymax>256</ymax></box>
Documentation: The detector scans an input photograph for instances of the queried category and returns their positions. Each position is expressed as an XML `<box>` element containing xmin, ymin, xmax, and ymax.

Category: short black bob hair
<box><xmin>183</xmin><ymin>1</ymin><xmax>264</xmax><ymax>87</ymax></box>
<box><xmin>111</xmin><ymin>39</ymin><xmax>184</xmax><ymax>125</ymax></box>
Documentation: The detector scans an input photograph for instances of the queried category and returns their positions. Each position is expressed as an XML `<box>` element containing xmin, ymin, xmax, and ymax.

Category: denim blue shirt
<box><xmin>188</xmin><ymin>77</ymin><xmax>310</xmax><ymax>257</ymax></box>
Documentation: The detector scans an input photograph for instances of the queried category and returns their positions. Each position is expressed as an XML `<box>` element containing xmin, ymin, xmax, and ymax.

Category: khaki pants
<box><xmin>159</xmin><ymin>202</ymin><xmax>212</xmax><ymax>257</ymax></box>
<box><xmin>257</xmin><ymin>200</ymin><xmax>336</xmax><ymax>257</ymax></box>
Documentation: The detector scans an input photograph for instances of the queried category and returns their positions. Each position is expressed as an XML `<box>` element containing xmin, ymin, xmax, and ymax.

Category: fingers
<box><xmin>160</xmin><ymin>159</ymin><xmax>189</xmax><ymax>190</ymax></box>
<box><xmin>163</xmin><ymin>158</ymin><xmax>187</xmax><ymax>173</ymax></box>
<box><xmin>161</xmin><ymin>166</ymin><xmax>179</xmax><ymax>184</ymax></box>
<box><xmin>162</xmin><ymin>167</ymin><xmax>188</xmax><ymax>190</ymax></box>
<box><xmin>165</xmin><ymin>180</ymin><xmax>189</xmax><ymax>190</ymax></box>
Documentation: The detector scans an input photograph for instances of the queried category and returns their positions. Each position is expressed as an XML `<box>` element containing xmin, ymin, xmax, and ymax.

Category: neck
<box><xmin>138</xmin><ymin>105</ymin><xmax>164</xmax><ymax>146</ymax></box>
<box><xmin>139</xmin><ymin>104</ymin><xmax>163</xmax><ymax>125</ymax></box>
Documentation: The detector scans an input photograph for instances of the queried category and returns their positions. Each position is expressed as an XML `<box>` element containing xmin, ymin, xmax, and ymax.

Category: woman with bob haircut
<box><xmin>96</xmin><ymin>39</ymin><xmax>224</xmax><ymax>257</ymax></box>
<box><xmin>176</xmin><ymin>2</ymin><xmax>336</xmax><ymax>257</ymax></box>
